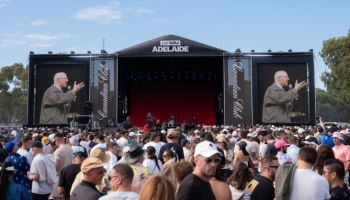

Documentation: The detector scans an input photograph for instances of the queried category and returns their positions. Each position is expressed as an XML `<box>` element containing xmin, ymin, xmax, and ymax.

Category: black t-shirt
<box><xmin>249</xmin><ymin>175</ymin><xmax>275</xmax><ymax>200</ymax></box>
<box><xmin>176</xmin><ymin>174</ymin><xmax>216</xmax><ymax>200</ymax></box>
<box><xmin>59</xmin><ymin>164</ymin><xmax>81</xmax><ymax>200</ymax></box>
<box><xmin>71</xmin><ymin>180</ymin><xmax>103</xmax><ymax>200</ymax></box>
<box><xmin>158</xmin><ymin>143</ymin><xmax>184</xmax><ymax>163</ymax></box>
<box><xmin>330</xmin><ymin>184</ymin><xmax>350</xmax><ymax>200</ymax></box>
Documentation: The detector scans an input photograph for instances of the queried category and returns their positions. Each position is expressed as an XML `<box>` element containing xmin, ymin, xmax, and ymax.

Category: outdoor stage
<box><xmin>27</xmin><ymin>35</ymin><xmax>316</xmax><ymax>127</ymax></box>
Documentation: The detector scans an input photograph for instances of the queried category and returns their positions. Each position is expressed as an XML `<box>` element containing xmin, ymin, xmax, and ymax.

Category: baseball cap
<box><xmin>297</xmin><ymin>128</ymin><xmax>305</xmax><ymax>134</ymax></box>
<box><xmin>237</xmin><ymin>141</ymin><xmax>247</xmax><ymax>149</ymax></box>
<box><xmin>32</xmin><ymin>141</ymin><xmax>43</xmax><ymax>148</ymax></box>
<box><xmin>41</xmin><ymin>136</ymin><xmax>49</xmax><ymax>145</ymax></box>
<box><xmin>5</xmin><ymin>140</ymin><xmax>16</xmax><ymax>153</ymax></box>
<box><xmin>81</xmin><ymin>157</ymin><xmax>106</xmax><ymax>173</ymax></box>
<box><xmin>48</xmin><ymin>134</ymin><xmax>56</xmax><ymax>142</ymax></box>
<box><xmin>332</xmin><ymin>132</ymin><xmax>343</xmax><ymax>140</ymax></box>
<box><xmin>69</xmin><ymin>135</ymin><xmax>80</xmax><ymax>146</ymax></box>
<box><xmin>180</xmin><ymin>139</ymin><xmax>189</xmax><ymax>146</ymax></box>
<box><xmin>274</xmin><ymin>139</ymin><xmax>290</xmax><ymax>149</ymax></box>
<box><xmin>129</xmin><ymin>132</ymin><xmax>135</xmax><ymax>137</ymax></box>
<box><xmin>194</xmin><ymin>141</ymin><xmax>222</xmax><ymax>158</ymax></box>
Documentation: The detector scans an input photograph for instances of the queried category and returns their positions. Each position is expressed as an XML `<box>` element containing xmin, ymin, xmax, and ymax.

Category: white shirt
<box><xmin>142</xmin><ymin>158</ymin><xmax>163</xmax><ymax>175</ymax></box>
<box><xmin>183</xmin><ymin>147</ymin><xmax>191</xmax><ymax>161</ymax></box>
<box><xmin>105</xmin><ymin>151</ymin><xmax>118</xmax><ymax>174</ymax></box>
<box><xmin>30</xmin><ymin>153</ymin><xmax>55</xmax><ymax>194</ymax></box>
<box><xmin>80</xmin><ymin>140</ymin><xmax>91</xmax><ymax>154</ymax></box>
<box><xmin>99</xmin><ymin>191</ymin><xmax>138</xmax><ymax>200</ymax></box>
<box><xmin>91</xmin><ymin>143</ymin><xmax>107</xmax><ymax>153</ymax></box>
<box><xmin>289</xmin><ymin>168</ymin><xmax>330</xmax><ymax>200</ymax></box>
<box><xmin>250</xmin><ymin>140</ymin><xmax>260</xmax><ymax>156</ymax></box>
<box><xmin>17</xmin><ymin>148</ymin><xmax>33</xmax><ymax>165</ymax></box>
<box><xmin>259</xmin><ymin>143</ymin><xmax>268</xmax><ymax>157</ymax></box>
<box><xmin>142</xmin><ymin>141</ymin><xmax>165</xmax><ymax>157</ymax></box>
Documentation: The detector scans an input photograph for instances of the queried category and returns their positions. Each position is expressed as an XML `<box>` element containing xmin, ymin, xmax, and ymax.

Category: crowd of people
<box><xmin>0</xmin><ymin>117</ymin><xmax>350</xmax><ymax>200</ymax></box>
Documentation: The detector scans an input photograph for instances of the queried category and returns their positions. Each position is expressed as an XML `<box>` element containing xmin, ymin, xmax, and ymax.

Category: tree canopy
<box><xmin>0</xmin><ymin>63</ymin><xmax>28</xmax><ymax>125</ymax></box>
<box><xmin>316</xmin><ymin>88</ymin><xmax>350</xmax><ymax>122</ymax></box>
<box><xmin>320</xmin><ymin>29</ymin><xmax>350</xmax><ymax>102</ymax></box>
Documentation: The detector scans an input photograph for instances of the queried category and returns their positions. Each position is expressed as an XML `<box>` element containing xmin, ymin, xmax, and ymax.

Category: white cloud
<box><xmin>0</xmin><ymin>33</ymin><xmax>69</xmax><ymax>48</ymax></box>
<box><xmin>24</xmin><ymin>34</ymin><xmax>62</xmax><ymax>48</ymax></box>
<box><xmin>31</xmin><ymin>19</ymin><xmax>47</xmax><ymax>27</ymax></box>
<box><xmin>75</xmin><ymin>3</ymin><xmax>123</xmax><ymax>24</ymax></box>
<box><xmin>75</xmin><ymin>2</ymin><xmax>155</xmax><ymax>24</ymax></box>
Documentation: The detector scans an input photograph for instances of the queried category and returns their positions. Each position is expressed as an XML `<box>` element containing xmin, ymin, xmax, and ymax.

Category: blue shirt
<box><xmin>5</xmin><ymin>153</ymin><xmax>30</xmax><ymax>189</ymax></box>
<box><xmin>5</xmin><ymin>181</ymin><xmax>32</xmax><ymax>200</ymax></box>
<box><xmin>287</xmin><ymin>144</ymin><xmax>300</xmax><ymax>164</ymax></box>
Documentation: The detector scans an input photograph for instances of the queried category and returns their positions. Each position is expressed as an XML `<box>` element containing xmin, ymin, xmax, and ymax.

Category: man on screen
<box><xmin>40</xmin><ymin>72</ymin><xmax>85</xmax><ymax>124</ymax></box>
<box><xmin>262</xmin><ymin>70</ymin><xmax>307</xmax><ymax>123</ymax></box>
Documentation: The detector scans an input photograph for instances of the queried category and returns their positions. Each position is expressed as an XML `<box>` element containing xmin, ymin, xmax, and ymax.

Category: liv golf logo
<box><xmin>152</xmin><ymin>40</ymin><xmax>189</xmax><ymax>53</ymax></box>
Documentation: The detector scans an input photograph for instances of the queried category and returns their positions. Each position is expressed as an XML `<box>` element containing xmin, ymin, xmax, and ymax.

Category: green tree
<box><xmin>0</xmin><ymin>63</ymin><xmax>28</xmax><ymax>125</ymax></box>
<box><xmin>320</xmin><ymin>29</ymin><xmax>350</xmax><ymax>102</ymax></box>
<box><xmin>316</xmin><ymin>88</ymin><xmax>350</xmax><ymax>122</ymax></box>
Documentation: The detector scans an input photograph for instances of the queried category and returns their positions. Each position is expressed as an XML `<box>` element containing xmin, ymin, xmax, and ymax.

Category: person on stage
<box><xmin>262</xmin><ymin>70</ymin><xmax>306</xmax><ymax>123</ymax></box>
<box><xmin>40</xmin><ymin>72</ymin><xmax>85</xmax><ymax>124</ymax></box>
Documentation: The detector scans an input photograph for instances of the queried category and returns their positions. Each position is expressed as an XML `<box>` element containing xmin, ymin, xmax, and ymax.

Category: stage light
<box><xmin>29</xmin><ymin>51</ymin><xmax>34</xmax><ymax>54</ymax></box>
<box><xmin>288</xmin><ymin>49</ymin><xmax>292</xmax><ymax>52</ymax></box>
<box><xmin>251</xmin><ymin>50</ymin><xmax>255</xmax><ymax>53</ymax></box>
<box><xmin>48</xmin><ymin>51</ymin><xmax>53</xmax><ymax>54</ymax></box>
<box><xmin>267</xmin><ymin>49</ymin><xmax>272</xmax><ymax>53</ymax></box>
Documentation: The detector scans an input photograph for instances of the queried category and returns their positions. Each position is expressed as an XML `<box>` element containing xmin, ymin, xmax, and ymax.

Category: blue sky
<box><xmin>0</xmin><ymin>0</ymin><xmax>349</xmax><ymax>89</ymax></box>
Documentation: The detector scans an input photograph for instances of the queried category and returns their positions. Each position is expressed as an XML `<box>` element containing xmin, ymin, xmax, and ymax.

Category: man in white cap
<box><xmin>177</xmin><ymin>141</ymin><xmax>222</xmax><ymax>200</ymax></box>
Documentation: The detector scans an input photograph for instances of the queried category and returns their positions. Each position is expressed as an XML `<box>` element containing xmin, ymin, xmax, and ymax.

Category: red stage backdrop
<box><xmin>129</xmin><ymin>80</ymin><xmax>217</xmax><ymax>127</ymax></box>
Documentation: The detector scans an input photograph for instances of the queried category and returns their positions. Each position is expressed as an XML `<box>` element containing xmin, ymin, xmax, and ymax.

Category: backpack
<box><xmin>275</xmin><ymin>162</ymin><xmax>296</xmax><ymax>200</ymax></box>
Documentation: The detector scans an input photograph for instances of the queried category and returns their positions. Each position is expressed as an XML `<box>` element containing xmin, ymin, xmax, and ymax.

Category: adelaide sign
<box><xmin>152</xmin><ymin>40</ymin><xmax>189</xmax><ymax>53</ymax></box>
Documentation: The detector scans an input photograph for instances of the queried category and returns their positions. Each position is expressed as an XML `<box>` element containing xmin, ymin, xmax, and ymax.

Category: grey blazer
<box><xmin>262</xmin><ymin>83</ymin><xmax>298</xmax><ymax>123</ymax></box>
<box><xmin>40</xmin><ymin>85</ymin><xmax>75</xmax><ymax>124</ymax></box>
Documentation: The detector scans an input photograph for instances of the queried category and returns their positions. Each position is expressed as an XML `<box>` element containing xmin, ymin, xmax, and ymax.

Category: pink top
<box><xmin>333</xmin><ymin>144</ymin><xmax>350</xmax><ymax>164</ymax></box>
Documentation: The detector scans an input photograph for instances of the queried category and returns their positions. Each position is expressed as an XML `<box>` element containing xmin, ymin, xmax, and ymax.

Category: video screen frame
<box><xmin>251</xmin><ymin>53</ymin><xmax>315</xmax><ymax>125</ymax></box>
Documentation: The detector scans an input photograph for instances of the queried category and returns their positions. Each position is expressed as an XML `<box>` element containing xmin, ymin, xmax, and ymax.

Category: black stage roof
<box><xmin>117</xmin><ymin>34</ymin><xmax>227</xmax><ymax>57</ymax></box>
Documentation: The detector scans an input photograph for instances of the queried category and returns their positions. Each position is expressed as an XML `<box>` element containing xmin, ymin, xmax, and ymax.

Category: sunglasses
<box><xmin>269</xmin><ymin>165</ymin><xmax>279</xmax><ymax>169</ymax></box>
<box><xmin>205</xmin><ymin>157</ymin><xmax>221</xmax><ymax>164</ymax></box>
